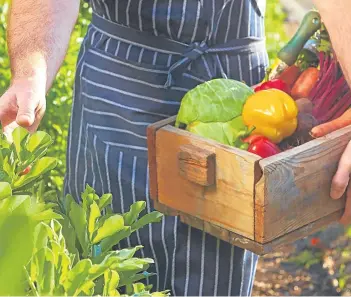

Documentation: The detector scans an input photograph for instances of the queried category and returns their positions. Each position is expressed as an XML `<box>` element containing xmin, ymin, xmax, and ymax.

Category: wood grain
<box><xmin>156</xmin><ymin>125</ymin><xmax>260</xmax><ymax>239</ymax></box>
<box><xmin>178</xmin><ymin>144</ymin><xmax>216</xmax><ymax>186</ymax></box>
<box><xmin>255</xmin><ymin>125</ymin><xmax>351</xmax><ymax>243</ymax></box>
<box><xmin>262</xmin><ymin>209</ymin><xmax>344</xmax><ymax>254</ymax></box>
<box><xmin>147</xmin><ymin>116</ymin><xmax>176</xmax><ymax>201</ymax></box>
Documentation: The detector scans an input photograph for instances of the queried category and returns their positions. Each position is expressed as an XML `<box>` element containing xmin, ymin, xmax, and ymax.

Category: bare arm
<box><xmin>313</xmin><ymin>0</ymin><xmax>351</xmax><ymax>224</ymax></box>
<box><xmin>0</xmin><ymin>0</ymin><xmax>80</xmax><ymax>135</ymax></box>
<box><xmin>8</xmin><ymin>0</ymin><xmax>80</xmax><ymax>90</ymax></box>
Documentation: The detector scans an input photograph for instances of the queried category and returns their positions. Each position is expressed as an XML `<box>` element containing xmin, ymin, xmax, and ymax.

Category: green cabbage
<box><xmin>187</xmin><ymin>116</ymin><xmax>251</xmax><ymax>149</ymax></box>
<box><xmin>175</xmin><ymin>79</ymin><xmax>254</xmax><ymax>148</ymax></box>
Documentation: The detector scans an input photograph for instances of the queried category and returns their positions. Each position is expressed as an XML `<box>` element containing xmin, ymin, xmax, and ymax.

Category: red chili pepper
<box><xmin>254</xmin><ymin>79</ymin><xmax>291</xmax><ymax>95</ymax></box>
<box><xmin>243</xmin><ymin>135</ymin><xmax>281</xmax><ymax>158</ymax></box>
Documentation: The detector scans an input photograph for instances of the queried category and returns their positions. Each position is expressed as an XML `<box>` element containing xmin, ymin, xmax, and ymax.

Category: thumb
<box><xmin>331</xmin><ymin>141</ymin><xmax>351</xmax><ymax>199</ymax></box>
<box><xmin>15</xmin><ymin>90</ymin><xmax>40</xmax><ymax>127</ymax></box>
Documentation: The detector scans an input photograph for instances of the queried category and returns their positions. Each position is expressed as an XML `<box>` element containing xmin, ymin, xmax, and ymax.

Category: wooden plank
<box><xmin>255</xmin><ymin>125</ymin><xmax>351</xmax><ymax>243</ymax></box>
<box><xmin>179</xmin><ymin>210</ymin><xmax>265</xmax><ymax>255</ymax></box>
<box><xmin>146</xmin><ymin>116</ymin><xmax>176</xmax><ymax>201</ymax></box>
<box><xmin>156</xmin><ymin>125</ymin><xmax>260</xmax><ymax>239</ymax></box>
<box><xmin>262</xmin><ymin>209</ymin><xmax>343</xmax><ymax>254</ymax></box>
<box><xmin>178</xmin><ymin>144</ymin><xmax>216</xmax><ymax>186</ymax></box>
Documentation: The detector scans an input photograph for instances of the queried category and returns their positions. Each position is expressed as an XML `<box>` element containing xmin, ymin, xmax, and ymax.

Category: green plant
<box><xmin>0</xmin><ymin>128</ymin><xmax>168</xmax><ymax>296</ymax></box>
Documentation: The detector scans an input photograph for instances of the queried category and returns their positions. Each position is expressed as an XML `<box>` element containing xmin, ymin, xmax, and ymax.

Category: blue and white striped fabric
<box><xmin>64</xmin><ymin>0</ymin><xmax>267</xmax><ymax>295</ymax></box>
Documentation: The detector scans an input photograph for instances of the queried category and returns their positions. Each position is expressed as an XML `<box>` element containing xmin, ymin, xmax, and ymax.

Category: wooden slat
<box><xmin>262</xmin><ymin>209</ymin><xmax>343</xmax><ymax>254</ymax></box>
<box><xmin>146</xmin><ymin>116</ymin><xmax>176</xmax><ymax>201</ymax></box>
<box><xmin>178</xmin><ymin>144</ymin><xmax>216</xmax><ymax>186</ymax></box>
<box><xmin>255</xmin><ymin>126</ymin><xmax>351</xmax><ymax>243</ymax></box>
<box><xmin>156</xmin><ymin>125</ymin><xmax>260</xmax><ymax>239</ymax></box>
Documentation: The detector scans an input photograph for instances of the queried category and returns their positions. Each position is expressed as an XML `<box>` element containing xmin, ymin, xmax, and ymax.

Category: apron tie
<box><xmin>90</xmin><ymin>13</ymin><xmax>266</xmax><ymax>88</ymax></box>
<box><xmin>165</xmin><ymin>37</ymin><xmax>266</xmax><ymax>88</ymax></box>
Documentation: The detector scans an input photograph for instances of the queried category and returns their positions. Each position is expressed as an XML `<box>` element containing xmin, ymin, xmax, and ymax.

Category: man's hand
<box><xmin>0</xmin><ymin>0</ymin><xmax>80</xmax><ymax>139</ymax></box>
<box><xmin>0</xmin><ymin>75</ymin><xmax>46</xmax><ymax>139</ymax></box>
<box><xmin>313</xmin><ymin>0</ymin><xmax>351</xmax><ymax>224</ymax></box>
<box><xmin>331</xmin><ymin>141</ymin><xmax>351</xmax><ymax>225</ymax></box>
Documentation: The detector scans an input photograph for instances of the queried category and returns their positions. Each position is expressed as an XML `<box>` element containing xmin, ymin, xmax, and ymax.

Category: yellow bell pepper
<box><xmin>242</xmin><ymin>89</ymin><xmax>298</xmax><ymax>143</ymax></box>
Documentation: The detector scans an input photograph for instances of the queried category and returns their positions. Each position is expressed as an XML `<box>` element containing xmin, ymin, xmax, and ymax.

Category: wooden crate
<box><xmin>147</xmin><ymin>116</ymin><xmax>349</xmax><ymax>255</ymax></box>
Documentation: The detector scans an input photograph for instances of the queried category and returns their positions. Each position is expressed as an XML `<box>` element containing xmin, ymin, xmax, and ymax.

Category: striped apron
<box><xmin>64</xmin><ymin>0</ymin><xmax>268</xmax><ymax>295</ymax></box>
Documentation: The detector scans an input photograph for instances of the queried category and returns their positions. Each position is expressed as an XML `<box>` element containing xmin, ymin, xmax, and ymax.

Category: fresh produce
<box><xmin>187</xmin><ymin>116</ymin><xmax>252</xmax><ymax>149</ymax></box>
<box><xmin>309</xmin><ymin>50</ymin><xmax>351</xmax><ymax>123</ymax></box>
<box><xmin>269</xmin><ymin>10</ymin><xmax>321</xmax><ymax>80</ymax></box>
<box><xmin>176</xmin><ymin>79</ymin><xmax>254</xmax><ymax>148</ymax></box>
<box><xmin>295</xmin><ymin>97</ymin><xmax>313</xmax><ymax>114</ymax></box>
<box><xmin>277</xmin><ymin>65</ymin><xmax>302</xmax><ymax>88</ymax></box>
<box><xmin>242</xmin><ymin>89</ymin><xmax>298</xmax><ymax>143</ymax></box>
<box><xmin>291</xmin><ymin>67</ymin><xmax>320</xmax><ymax>99</ymax></box>
<box><xmin>243</xmin><ymin>135</ymin><xmax>281</xmax><ymax>158</ymax></box>
<box><xmin>310</xmin><ymin>108</ymin><xmax>351</xmax><ymax>138</ymax></box>
<box><xmin>175</xmin><ymin>10</ymin><xmax>351</xmax><ymax>154</ymax></box>
<box><xmin>254</xmin><ymin>79</ymin><xmax>291</xmax><ymax>95</ymax></box>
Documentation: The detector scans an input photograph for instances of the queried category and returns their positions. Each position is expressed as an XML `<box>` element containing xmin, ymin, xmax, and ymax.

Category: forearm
<box><xmin>313</xmin><ymin>0</ymin><xmax>351</xmax><ymax>86</ymax></box>
<box><xmin>7</xmin><ymin>0</ymin><xmax>80</xmax><ymax>91</ymax></box>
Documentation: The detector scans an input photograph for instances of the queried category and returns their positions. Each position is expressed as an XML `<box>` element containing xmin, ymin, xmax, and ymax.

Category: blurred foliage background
<box><xmin>0</xmin><ymin>0</ymin><xmax>287</xmax><ymax>193</ymax></box>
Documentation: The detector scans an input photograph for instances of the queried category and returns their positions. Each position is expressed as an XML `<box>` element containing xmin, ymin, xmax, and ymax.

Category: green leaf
<box><xmin>186</xmin><ymin>116</ymin><xmax>251</xmax><ymax>149</ymax></box>
<box><xmin>32</xmin><ymin>208</ymin><xmax>63</xmax><ymax>222</ymax></box>
<box><xmin>33</xmin><ymin>223</ymin><xmax>50</xmax><ymax>252</ymax></box>
<box><xmin>123</xmin><ymin>201</ymin><xmax>146</xmax><ymax>226</ymax></box>
<box><xmin>92</xmin><ymin>214</ymin><xmax>124</xmax><ymax>244</ymax></box>
<box><xmin>64</xmin><ymin>259</ymin><xmax>92</xmax><ymax>295</ymax></box>
<box><xmin>100</xmin><ymin>226</ymin><xmax>132</xmax><ymax>253</ymax></box>
<box><xmin>12</xmin><ymin>127</ymin><xmax>29</xmax><ymax>161</ymax></box>
<box><xmin>41</xmin><ymin>250</ymin><xmax>55</xmax><ymax>295</ymax></box>
<box><xmin>60</xmin><ymin>214</ymin><xmax>79</xmax><ymax>256</ymax></box>
<box><xmin>103</xmin><ymin>269</ymin><xmax>120</xmax><ymax>296</ymax></box>
<box><xmin>66</xmin><ymin>195</ymin><xmax>89</xmax><ymax>257</ymax></box>
<box><xmin>175</xmin><ymin>79</ymin><xmax>254</xmax><ymax>127</ymax></box>
<box><xmin>26</xmin><ymin>131</ymin><xmax>52</xmax><ymax>153</ymax></box>
<box><xmin>98</xmin><ymin>193</ymin><xmax>113</xmax><ymax>210</ymax></box>
<box><xmin>13</xmin><ymin>157</ymin><xmax>58</xmax><ymax>189</ymax></box>
<box><xmin>0</xmin><ymin>182</ymin><xmax>12</xmax><ymax>200</ymax></box>
<box><xmin>133</xmin><ymin>283</ymin><xmax>146</xmax><ymax>293</ymax></box>
<box><xmin>131</xmin><ymin>212</ymin><xmax>163</xmax><ymax>232</ymax></box>
<box><xmin>88</xmin><ymin>201</ymin><xmax>101</xmax><ymax>240</ymax></box>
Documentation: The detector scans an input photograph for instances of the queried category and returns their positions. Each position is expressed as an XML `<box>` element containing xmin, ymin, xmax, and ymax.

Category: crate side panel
<box><xmin>147</xmin><ymin>116</ymin><xmax>177</xmax><ymax>200</ymax></box>
<box><xmin>156</xmin><ymin>126</ymin><xmax>259</xmax><ymax>239</ymax></box>
<box><xmin>258</xmin><ymin>127</ymin><xmax>351</xmax><ymax>243</ymax></box>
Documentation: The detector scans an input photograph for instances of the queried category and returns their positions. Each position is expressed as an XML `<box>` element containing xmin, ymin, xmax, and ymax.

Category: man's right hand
<box><xmin>0</xmin><ymin>75</ymin><xmax>46</xmax><ymax>140</ymax></box>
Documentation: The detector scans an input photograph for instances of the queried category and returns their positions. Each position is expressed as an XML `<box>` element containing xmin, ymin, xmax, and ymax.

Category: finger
<box><xmin>2</xmin><ymin>121</ymin><xmax>19</xmax><ymax>143</ymax></box>
<box><xmin>331</xmin><ymin>142</ymin><xmax>351</xmax><ymax>199</ymax></box>
<box><xmin>0</xmin><ymin>91</ymin><xmax>17</xmax><ymax>123</ymax></box>
<box><xmin>28</xmin><ymin>103</ymin><xmax>46</xmax><ymax>133</ymax></box>
<box><xmin>340</xmin><ymin>184</ymin><xmax>351</xmax><ymax>225</ymax></box>
<box><xmin>15</xmin><ymin>90</ymin><xmax>41</xmax><ymax>127</ymax></box>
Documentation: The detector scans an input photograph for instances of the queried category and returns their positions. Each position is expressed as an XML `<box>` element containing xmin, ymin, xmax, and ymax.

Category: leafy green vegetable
<box><xmin>187</xmin><ymin>116</ymin><xmax>252</xmax><ymax>149</ymax></box>
<box><xmin>175</xmin><ymin>79</ymin><xmax>254</xmax><ymax>127</ymax></box>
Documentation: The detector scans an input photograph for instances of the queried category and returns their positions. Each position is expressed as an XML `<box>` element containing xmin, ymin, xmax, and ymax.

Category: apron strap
<box><xmin>91</xmin><ymin>13</ymin><xmax>266</xmax><ymax>87</ymax></box>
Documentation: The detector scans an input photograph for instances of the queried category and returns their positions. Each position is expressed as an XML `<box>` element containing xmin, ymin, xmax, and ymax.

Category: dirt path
<box><xmin>253</xmin><ymin>224</ymin><xmax>351</xmax><ymax>296</ymax></box>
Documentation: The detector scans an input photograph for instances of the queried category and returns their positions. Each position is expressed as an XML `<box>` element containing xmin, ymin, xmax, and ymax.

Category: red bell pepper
<box><xmin>254</xmin><ymin>79</ymin><xmax>291</xmax><ymax>95</ymax></box>
<box><xmin>243</xmin><ymin>135</ymin><xmax>281</xmax><ymax>158</ymax></box>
